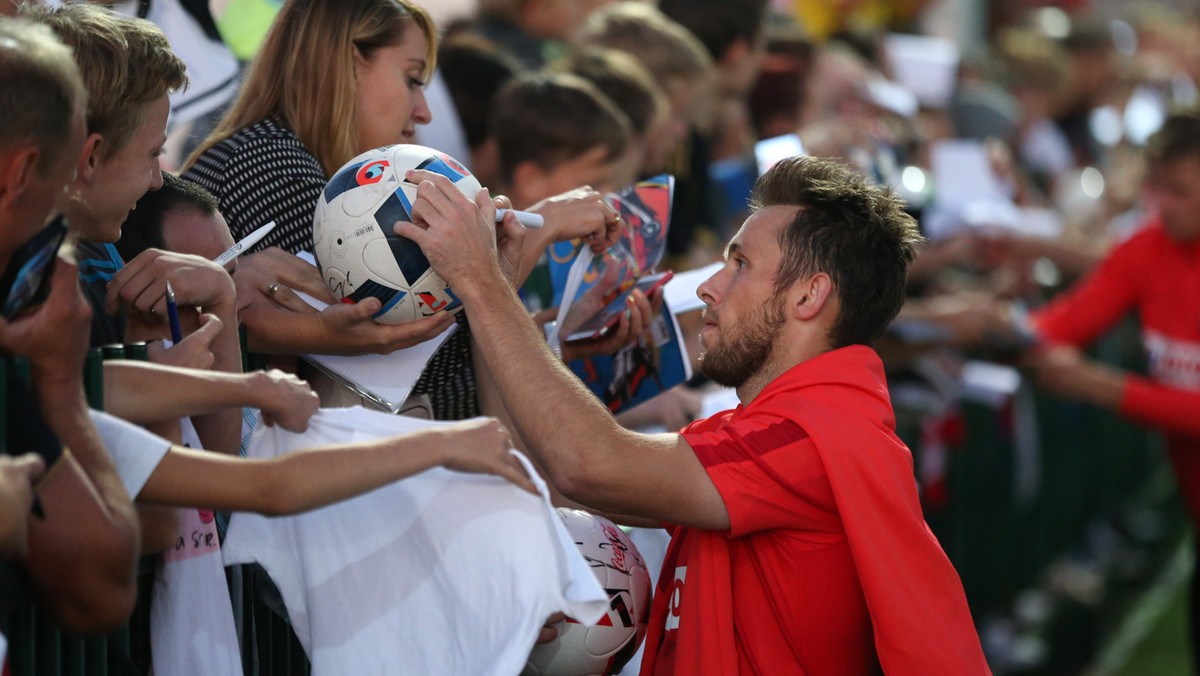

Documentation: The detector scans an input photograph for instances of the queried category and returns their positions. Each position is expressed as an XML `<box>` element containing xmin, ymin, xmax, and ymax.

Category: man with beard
<box><xmin>400</xmin><ymin>156</ymin><xmax>989</xmax><ymax>674</ymax></box>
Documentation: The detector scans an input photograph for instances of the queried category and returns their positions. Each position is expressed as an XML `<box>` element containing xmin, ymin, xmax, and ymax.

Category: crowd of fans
<box><xmin>2</xmin><ymin>0</ymin><xmax>1200</xmax><ymax>672</ymax></box>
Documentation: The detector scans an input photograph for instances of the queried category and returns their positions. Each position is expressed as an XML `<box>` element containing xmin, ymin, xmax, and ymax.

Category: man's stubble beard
<box><xmin>698</xmin><ymin>295</ymin><xmax>786</xmax><ymax>389</ymax></box>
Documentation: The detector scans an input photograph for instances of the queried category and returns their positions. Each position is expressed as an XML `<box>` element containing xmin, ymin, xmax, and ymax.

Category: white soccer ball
<box><xmin>312</xmin><ymin>144</ymin><xmax>483</xmax><ymax>324</ymax></box>
<box><xmin>524</xmin><ymin>509</ymin><xmax>653</xmax><ymax>676</ymax></box>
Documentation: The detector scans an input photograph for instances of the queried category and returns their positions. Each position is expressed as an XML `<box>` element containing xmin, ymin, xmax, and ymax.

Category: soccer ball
<box><xmin>312</xmin><ymin>144</ymin><xmax>484</xmax><ymax>324</ymax></box>
<box><xmin>524</xmin><ymin>509</ymin><xmax>653</xmax><ymax>676</ymax></box>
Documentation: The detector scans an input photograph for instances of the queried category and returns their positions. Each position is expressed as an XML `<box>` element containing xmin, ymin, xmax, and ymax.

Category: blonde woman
<box><xmin>182</xmin><ymin>0</ymin><xmax>632</xmax><ymax>419</ymax></box>
<box><xmin>183</xmin><ymin>0</ymin><xmax>436</xmax><ymax>256</ymax></box>
<box><xmin>182</xmin><ymin>0</ymin><xmax>469</xmax><ymax>406</ymax></box>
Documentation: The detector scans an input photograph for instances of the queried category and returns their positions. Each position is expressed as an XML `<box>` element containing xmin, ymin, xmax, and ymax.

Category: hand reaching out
<box><xmin>237</xmin><ymin>263</ymin><xmax>455</xmax><ymax>355</ymax></box>
<box><xmin>437</xmin><ymin>418</ymin><xmax>537</xmax><ymax>494</ymax></box>
<box><xmin>146</xmin><ymin>312</ymin><xmax>223</xmax><ymax>370</ymax></box>
<box><xmin>107</xmin><ymin>248</ymin><xmax>235</xmax><ymax>318</ymax></box>
<box><xmin>493</xmin><ymin>187</ymin><xmax>624</xmax><ymax>286</ymax></box>
<box><xmin>313</xmin><ymin>298</ymin><xmax>455</xmax><ymax>355</ymax></box>
<box><xmin>523</xmin><ymin>187</ymin><xmax>624</xmax><ymax>254</ymax></box>
<box><xmin>489</xmin><ymin>194</ymin><xmax>529</xmax><ymax>287</ymax></box>
<box><xmin>396</xmin><ymin>169</ymin><xmax>502</xmax><ymax>298</ymax></box>
<box><xmin>1021</xmin><ymin>345</ymin><xmax>1124</xmax><ymax>409</ymax></box>
<box><xmin>256</xmin><ymin>369</ymin><xmax>320</xmax><ymax>432</ymax></box>
<box><xmin>558</xmin><ymin>257</ymin><xmax>624</xmax><ymax>335</ymax></box>
<box><xmin>234</xmin><ymin>247</ymin><xmax>335</xmax><ymax>313</ymax></box>
<box><xmin>561</xmin><ymin>287</ymin><xmax>656</xmax><ymax>362</ymax></box>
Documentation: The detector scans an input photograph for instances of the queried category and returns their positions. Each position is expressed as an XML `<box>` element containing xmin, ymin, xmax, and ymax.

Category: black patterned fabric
<box><xmin>411</xmin><ymin>315</ymin><xmax>479</xmax><ymax>420</ymax></box>
<box><xmin>182</xmin><ymin>116</ymin><xmax>326</xmax><ymax>256</ymax></box>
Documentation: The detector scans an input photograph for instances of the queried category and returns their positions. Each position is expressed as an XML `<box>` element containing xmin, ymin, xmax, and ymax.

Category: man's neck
<box><xmin>59</xmin><ymin>203</ymin><xmax>108</xmax><ymax>244</ymax></box>
<box><xmin>737</xmin><ymin>342</ymin><xmax>834</xmax><ymax>405</ymax></box>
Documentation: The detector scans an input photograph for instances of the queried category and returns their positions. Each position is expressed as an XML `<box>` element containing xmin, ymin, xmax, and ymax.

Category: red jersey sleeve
<box><xmin>1032</xmin><ymin>230</ymin><xmax>1148</xmax><ymax>346</ymax></box>
<box><xmin>684</xmin><ymin>415</ymin><xmax>839</xmax><ymax>538</ymax></box>
<box><xmin>1121</xmin><ymin>376</ymin><xmax>1200</xmax><ymax>438</ymax></box>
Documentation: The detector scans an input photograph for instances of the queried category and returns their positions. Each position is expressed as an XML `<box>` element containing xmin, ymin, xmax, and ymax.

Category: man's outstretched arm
<box><xmin>399</xmin><ymin>171</ymin><xmax>728</xmax><ymax>529</ymax></box>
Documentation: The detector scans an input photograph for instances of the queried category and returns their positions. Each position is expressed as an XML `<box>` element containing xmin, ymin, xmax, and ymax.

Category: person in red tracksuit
<box><xmin>1025</xmin><ymin>108</ymin><xmax>1200</xmax><ymax>669</ymax></box>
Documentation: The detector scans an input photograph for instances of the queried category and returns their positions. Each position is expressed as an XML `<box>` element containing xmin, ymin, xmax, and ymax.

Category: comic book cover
<box><xmin>542</xmin><ymin>174</ymin><xmax>691</xmax><ymax>414</ymax></box>
<box><xmin>546</xmin><ymin>174</ymin><xmax>674</xmax><ymax>333</ymax></box>
<box><xmin>567</xmin><ymin>303</ymin><xmax>693</xmax><ymax>416</ymax></box>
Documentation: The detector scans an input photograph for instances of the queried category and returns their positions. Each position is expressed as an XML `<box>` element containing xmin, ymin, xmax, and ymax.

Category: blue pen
<box><xmin>165</xmin><ymin>280</ymin><xmax>183</xmax><ymax>344</ymax></box>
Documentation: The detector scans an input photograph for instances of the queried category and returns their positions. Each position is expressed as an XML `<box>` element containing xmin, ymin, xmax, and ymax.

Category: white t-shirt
<box><xmin>222</xmin><ymin>407</ymin><xmax>607</xmax><ymax>676</ymax></box>
<box><xmin>88</xmin><ymin>410</ymin><xmax>243</xmax><ymax>673</ymax></box>
<box><xmin>151</xmin><ymin>420</ymin><xmax>243</xmax><ymax>676</ymax></box>
<box><xmin>88</xmin><ymin>409</ymin><xmax>171</xmax><ymax>497</ymax></box>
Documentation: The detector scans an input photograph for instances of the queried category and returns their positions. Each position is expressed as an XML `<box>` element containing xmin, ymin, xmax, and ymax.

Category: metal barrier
<box><xmin>0</xmin><ymin>342</ymin><xmax>311</xmax><ymax>675</ymax></box>
<box><xmin>0</xmin><ymin>347</ymin><xmax>143</xmax><ymax>676</ymax></box>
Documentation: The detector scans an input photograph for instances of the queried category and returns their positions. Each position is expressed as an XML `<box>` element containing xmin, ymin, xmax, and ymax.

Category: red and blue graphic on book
<box><xmin>545</xmin><ymin>175</ymin><xmax>691</xmax><ymax>415</ymax></box>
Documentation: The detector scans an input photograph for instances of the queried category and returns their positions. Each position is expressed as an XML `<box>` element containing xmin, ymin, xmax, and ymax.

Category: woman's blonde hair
<box><xmin>185</xmin><ymin>0</ymin><xmax>436</xmax><ymax>176</ymax></box>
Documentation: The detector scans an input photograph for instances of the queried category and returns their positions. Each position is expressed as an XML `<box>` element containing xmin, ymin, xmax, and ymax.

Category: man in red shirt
<box><xmin>1024</xmin><ymin>109</ymin><xmax>1200</xmax><ymax>664</ymax></box>
<box><xmin>402</xmin><ymin>156</ymin><xmax>989</xmax><ymax>673</ymax></box>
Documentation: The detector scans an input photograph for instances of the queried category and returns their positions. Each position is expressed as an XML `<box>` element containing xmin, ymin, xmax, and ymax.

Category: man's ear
<box><xmin>0</xmin><ymin>145</ymin><xmax>40</xmax><ymax>212</ymax></box>
<box><xmin>75</xmin><ymin>132</ymin><xmax>104</xmax><ymax>186</ymax></box>
<box><xmin>791</xmin><ymin>272</ymin><xmax>834</xmax><ymax>321</ymax></box>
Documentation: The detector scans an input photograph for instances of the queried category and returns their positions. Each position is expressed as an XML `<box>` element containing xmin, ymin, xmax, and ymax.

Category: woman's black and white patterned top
<box><xmin>412</xmin><ymin>315</ymin><xmax>479</xmax><ymax>420</ymax></box>
<box><xmin>182</xmin><ymin>115</ymin><xmax>479</xmax><ymax>420</ymax></box>
<box><xmin>182</xmin><ymin>116</ymin><xmax>325</xmax><ymax>255</ymax></box>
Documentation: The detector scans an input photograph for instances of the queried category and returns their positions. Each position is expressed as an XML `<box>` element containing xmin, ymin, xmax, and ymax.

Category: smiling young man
<box><xmin>401</xmin><ymin>156</ymin><xmax>989</xmax><ymax>674</ymax></box>
<box><xmin>26</xmin><ymin>4</ymin><xmax>250</xmax><ymax>458</ymax></box>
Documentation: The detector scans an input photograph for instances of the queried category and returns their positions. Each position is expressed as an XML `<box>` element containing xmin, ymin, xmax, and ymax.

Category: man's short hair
<box><xmin>477</xmin><ymin>0</ymin><xmax>522</xmax><ymax>23</ymax></box>
<box><xmin>657</xmin><ymin>0</ymin><xmax>767</xmax><ymax>61</ymax></box>
<box><xmin>575</xmin><ymin>3</ymin><xmax>712</xmax><ymax>87</ymax></box>
<box><xmin>552</xmin><ymin>47</ymin><xmax>666</xmax><ymax>139</ymax></box>
<box><xmin>0</xmin><ymin>18</ymin><xmax>87</xmax><ymax>175</ymax></box>
<box><xmin>115</xmin><ymin>172</ymin><xmax>218</xmax><ymax>262</ymax></box>
<box><xmin>751</xmin><ymin>156</ymin><xmax>923</xmax><ymax>348</ymax></box>
<box><xmin>1145</xmin><ymin>108</ymin><xmax>1200</xmax><ymax>167</ymax></box>
<box><xmin>22</xmin><ymin>3</ymin><xmax>186</xmax><ymax>158</ymax></box>
<box><xmin>489</xmin><ymin>72</ymin><xmax>631</xmax><ymax>184</ymax></box>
